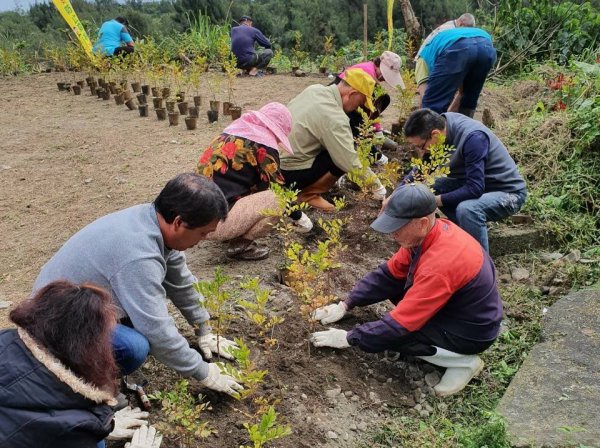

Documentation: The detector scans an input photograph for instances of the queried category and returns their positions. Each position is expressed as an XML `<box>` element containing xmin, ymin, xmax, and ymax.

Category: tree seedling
<box><xmin>194</xmin><ymin>267</ymin><xmax>236</xmax><ymax>358</ymax></box>
<box><xmin>148</xmin><ymin>380</ymin><xmax>213</xmax><ymax>443</ymax></box>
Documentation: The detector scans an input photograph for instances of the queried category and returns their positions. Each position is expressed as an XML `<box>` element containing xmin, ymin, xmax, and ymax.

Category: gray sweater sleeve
<box><xmin>110</xmin><ymin>258</ymin><xmax>209</xmax><ymax>380</ymax></box>
<box><xmin>164</xmin><ymin>250</ymin><xmax>211</xmax><ymax>333</ymax></box>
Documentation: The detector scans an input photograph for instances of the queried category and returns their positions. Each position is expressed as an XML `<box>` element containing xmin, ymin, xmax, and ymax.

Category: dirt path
<box><xmin>0</xmin><ymin>72</ymin><xmax>348</xmax><ymax>320</ymax></box>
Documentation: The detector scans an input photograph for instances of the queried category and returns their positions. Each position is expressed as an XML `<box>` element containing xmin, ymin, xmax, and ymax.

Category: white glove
<box><xmin>372</xmin><ymin>185</ymin><xmax>387</xmax><ymax>201</ymax></box>
<box><xmin>292</xmin><ymin>212</ymin><xmax>313</xmax><ymax>233</ymax></box>
<box><xmin>198</xmin><ymin>333</ymin><xmax>238</xmax><ymax>360</ymax></box>
<box><xmin>312</xmin><ymin>301</ymin><xmax>347</xmax><ymax>324</ymax></box>
<box><xmin>107</xmin><ymin>407</ymin><xmax>149</xmax><ymax>440</ymax></box>
<box><xmin>310</xmin><ymin>328</ymin><xmax>350</xmax><ymax>349</ymax></box>
<box><xmin>199</xmin><ymin>362</ymin><xmax>244</xmax><ymax>396</ymax></box>
<box><xmin>125</xmin><ymin>425</ymin><xmax>163</xmax><ymax>448</ymax></box>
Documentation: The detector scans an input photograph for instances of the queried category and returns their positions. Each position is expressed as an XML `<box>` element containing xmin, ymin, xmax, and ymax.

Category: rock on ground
<box><xmin>497</xmin><ymin>287</ymin><xmax>600</xmax><ymax>447</ymax></box>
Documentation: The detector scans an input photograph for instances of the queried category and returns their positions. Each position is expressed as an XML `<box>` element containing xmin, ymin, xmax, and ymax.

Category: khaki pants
<box><xmin>206</xmin><ymin>190</ymin><xmax>279</xmax><ymax>242</ymax></box>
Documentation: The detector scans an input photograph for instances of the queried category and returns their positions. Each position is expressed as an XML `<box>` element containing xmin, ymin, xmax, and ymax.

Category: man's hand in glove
<box><xmin>199</xmin><ymin>363</ymin><xmax>244</xmax><ymax>396</ymax></box>
<box><xmin>125</xmin><ymin>425</ymin><xmax>163</xmax><ymax>448</ymax></box>
<box><xmin>310</xmin><ymin>328</ymin><xmax>350</xmax><ymax>349</ymax></box>
<box><xmin>107</xmin><ymin>407</ymin><xmax>149</xmax><ymax>440</ymax></box>
<box><xmin>312</xmin><ymin>301</ymin><xmax>347</xmax><ymax>324</ymax></box>
<box><xmin>372</xmin><ymin>186</ymin><xmax>387</xmax><ymax>201</ymax></box>
<box><xmin>198</xmin><ymin>333</ymin><xmax>239</xmax><ymax>360</ymax></box>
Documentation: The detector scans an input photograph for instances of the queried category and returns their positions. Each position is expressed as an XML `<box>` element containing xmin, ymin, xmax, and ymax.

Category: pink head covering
<box><xmin>223</xmin><ymin>102</ymin><xmax>294</xmax><ymax>154</ymax></box>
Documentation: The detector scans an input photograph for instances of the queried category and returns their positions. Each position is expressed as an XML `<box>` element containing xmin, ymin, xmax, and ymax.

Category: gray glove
<box><xmin>125</xmin><ymin>425</ymin><xmax>163</xmax><ymax>448</ymax></box>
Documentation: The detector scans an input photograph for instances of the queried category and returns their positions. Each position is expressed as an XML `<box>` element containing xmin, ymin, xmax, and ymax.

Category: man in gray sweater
<box><xmin>34</xmin><ymin>173</ymin><xmax>243</xmax><ymax>396</ymax></box>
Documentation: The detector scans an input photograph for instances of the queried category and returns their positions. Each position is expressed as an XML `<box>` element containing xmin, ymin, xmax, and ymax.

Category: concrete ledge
<box><xmin>497</xmin><ymin>287</ymin><xmax>600</xmax><ymax>447</ymax></box>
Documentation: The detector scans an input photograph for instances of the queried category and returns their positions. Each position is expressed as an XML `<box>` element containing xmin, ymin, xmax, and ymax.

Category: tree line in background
<box><xmin>0</xmin><ymin>0</ymin><xmax>598</xmax><ymax>75</ymax></box>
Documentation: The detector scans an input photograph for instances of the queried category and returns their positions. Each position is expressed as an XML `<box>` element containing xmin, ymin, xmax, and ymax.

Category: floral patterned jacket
<box><xmin>197</xmin><ymin>133</ymin><xmax>285</xmax><ymax>207</ymax></box>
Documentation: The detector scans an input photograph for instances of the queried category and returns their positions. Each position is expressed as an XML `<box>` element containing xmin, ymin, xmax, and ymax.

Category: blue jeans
<box><xmin>422</xmin><ymin>37</ymin><xmax>496</xmax><ymax>113</ymax></box>
<box><xmin>112</xmin><ymin>324</ymin><xmax>150</xmax><ymax>375</ymax></box>
<box><xmin>434</xmin><ymin>177</ymin><xmax>527</xmax><ymax>252</ymax></box>
<box><xmin>97</xmin><ymin>441</ymin><xmax>106</xmax><ymax>448</ymax></box>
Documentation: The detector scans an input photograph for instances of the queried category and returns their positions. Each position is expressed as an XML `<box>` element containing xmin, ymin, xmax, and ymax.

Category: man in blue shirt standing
<box><xmin>231</xmin><ymin>16</ymin><xmax>272</xmax><ymax>76</ymax></box>
<box><xmin>93</xmin><ymin>17</ymin><xmax>135</xmax><ymax>57</ymax></box>
<box><xmin>418</xmin><ymin>27</ymin><xmax>496</xmax><ymax>117</ymax></box>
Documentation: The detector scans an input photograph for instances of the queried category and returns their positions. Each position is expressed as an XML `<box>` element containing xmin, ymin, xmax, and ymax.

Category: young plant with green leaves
<box><xmin>410</xmin><ymin>133</ymin><xmax>454</xmax><ymax>186</ymax></box>
<box><xmin>241</xmin><ymin>406</ymin><xmax>292</xmax><ymax>448</ymax></box>
<box><xmin>238</xmin><ymin>277</ymin><xmax>284</xmax><ymax>346</ymax></box>
<box><xmin>346</xmin><ymin>108</ymin><xmax>384</xmax><ymax>193</ymax></box>
<box><xmin>193</xmin><ymin>267</ymin><xmax>236</xmax><ymax>357</ymax></box>
<box><xmin>217</xmin><ymin>337</ymin><xmax>268</xmax><ymax>400</ymax></box>
<box><xmin>149</xmin><ymin>380</ymin><xmax>213</xmax><ymax>443</ymax></box>
<box><xmin>286</xmin><ymin>217</ymin><xmax>347</xmax><ymax>320</ymax></box>
<box><xmin>291</xmin><ymin>31</ymin><xmax>309</xmax><ymax>68</ymax></box>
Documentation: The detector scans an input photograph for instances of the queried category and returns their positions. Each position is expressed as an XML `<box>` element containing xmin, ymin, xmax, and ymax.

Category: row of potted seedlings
<box><xmin>57</xmin><ymin>77</ymin><xmax>243</xmax><ymax>130</ymax></box>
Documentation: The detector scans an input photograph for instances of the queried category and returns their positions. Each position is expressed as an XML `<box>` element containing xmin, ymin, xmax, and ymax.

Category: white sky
<box><xmin>0</xmin><ymin>0</ymin><xmax>155</xmax><ymax>12</ymax></box>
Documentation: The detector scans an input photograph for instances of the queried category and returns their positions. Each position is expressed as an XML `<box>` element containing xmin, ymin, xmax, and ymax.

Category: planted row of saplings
<box><xmin>56</xmin><ymin>77</ymin><xmax>242</xmax><ymax>130</ymax></box>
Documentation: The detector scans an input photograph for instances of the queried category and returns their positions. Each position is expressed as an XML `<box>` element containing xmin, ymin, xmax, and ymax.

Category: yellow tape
<box><xmin>52</xmin><ymin>0</ymin><xmax>94</xmax><ymax>59</ymax></box>
<box><xmin>387</xmin><ymin>0</ymin><xmax>394</xmax><ymax>50</ymax></box>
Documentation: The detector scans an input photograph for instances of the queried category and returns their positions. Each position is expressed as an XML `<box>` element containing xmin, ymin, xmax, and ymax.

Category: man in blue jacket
<box><xmin>417</xmin><ymin>27</ymin><xmax>496</xmax><ymax>117</ymax></box>
<box><xmin>402</xmin><ymin>109</ymin><xmax>527</xmax><ymax>252</ymax></box>
<box><xmin>231</xmin><ymin>16</ymin><xmax>272</xmax><ymax>76</ymax></box>
<box><xmin>93</xmin><ymin>17</ymin><xmax>135</xmax><ymax>57</ymax></box>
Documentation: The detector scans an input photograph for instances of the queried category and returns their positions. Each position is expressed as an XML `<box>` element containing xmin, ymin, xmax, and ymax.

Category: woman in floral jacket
<box><xmin>197</xmin><ymin>102</ymin><xmax>312</xmax><ymax>260</ymax></box>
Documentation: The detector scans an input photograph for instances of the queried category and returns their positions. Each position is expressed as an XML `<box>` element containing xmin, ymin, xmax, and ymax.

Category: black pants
<box><xmin>387</xmin><ymin>320</ymin><xmax>496</xmax><ymax>356</ymax></box>
<box><xmin>282</xmin><ymin>150</ymin><xmax>344</xmax><ymax>191</ymax></box>
<box><xmin>113</xmin><ymin>46</ymin><xmax>134</xmax><ymax>57</ymax></box>
<box><xmin>238</xmin><ymin>49</ymin><xmax>273</xmax><ymax>70</ymax></box>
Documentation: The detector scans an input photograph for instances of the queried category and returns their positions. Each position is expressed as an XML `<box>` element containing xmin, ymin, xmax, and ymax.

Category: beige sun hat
<box><xmin>380</xmin><ymin>51</ymin><xmax>406</xmax><ymax>90</ymax></box>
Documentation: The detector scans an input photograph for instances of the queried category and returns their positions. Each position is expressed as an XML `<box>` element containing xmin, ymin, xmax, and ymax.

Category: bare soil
<box><xmin>0</xmin><ymin>72</ymin><xmax>546</xmax><ymax>447</ymax></box>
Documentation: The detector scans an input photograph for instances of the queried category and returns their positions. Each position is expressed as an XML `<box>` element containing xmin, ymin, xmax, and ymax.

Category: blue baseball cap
<box><xmin>371</xmin><ymin>183</ymin><xmax>437</xmax><ymax>233</ymax></box>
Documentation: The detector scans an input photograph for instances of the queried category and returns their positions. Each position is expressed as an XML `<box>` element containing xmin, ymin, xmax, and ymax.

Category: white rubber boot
<box><xmin>418</xmin><ymin>346</ymin><xmax>484</xmax><ymax>397</ymax></box>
